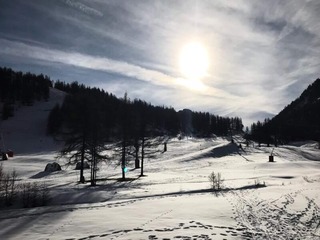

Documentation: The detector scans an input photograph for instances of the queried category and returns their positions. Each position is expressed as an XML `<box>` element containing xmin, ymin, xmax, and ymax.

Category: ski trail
<box><xmin>232</xmin><ymin>189</ymin><xmax>320</xmax><ymax>239</ymax></box>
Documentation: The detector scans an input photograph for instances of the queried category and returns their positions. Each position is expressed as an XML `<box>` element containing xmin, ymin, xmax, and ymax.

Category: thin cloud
<box><xmin>61</xmin><ymin>0</ymin><xmax>103</xmax><ymax>17</ymax></box>
<box><xmin>0</xmin><ymin>38</ymin><xmax>238</xmax><ymax>102</ymax></box>
<box><xmin>0</xmin><ymin>38</ymin><xmax>172</xmax><ymax>86</ymax></box>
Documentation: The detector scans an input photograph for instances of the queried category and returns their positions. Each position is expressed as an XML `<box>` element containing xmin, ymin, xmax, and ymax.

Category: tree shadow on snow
<box><xmin>47</xmin><ymin>176</ymin><xmax>146</xmax><ymax>206</ymax></box>
<box><xmin>30</xmin><ymin>171</ymin><xmax>51</xmax><ymax>179</ymax></box>
<box><xmin>30</xmin><ymin>170</ymin><xmax>64</xmax><ymax>179</ymax></box>
<box><xmin>0</xmin><ymin>205</ymin><xmax>71</xmax><ymax>239</ymax></box>
<box><xmin>183</xmin><ymin>143</ymin><xmax>241</xmax><ymax>162</ymax></box>
<box><xmin>131</xmin><ymin>183</ymin><xmax>267</xmax><ymax>200</ymax></box>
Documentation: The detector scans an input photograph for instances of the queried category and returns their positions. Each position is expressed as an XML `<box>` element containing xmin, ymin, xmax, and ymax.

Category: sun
<box><xmin>179</xmin><ymin>42</ymin><xmax>209</xmax><ymax>80</ymax></box>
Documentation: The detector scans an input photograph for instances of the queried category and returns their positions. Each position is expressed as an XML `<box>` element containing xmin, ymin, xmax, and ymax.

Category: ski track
<box><xmin>231</xmin><ymin>188</ymin><xmax>320</xmax><ymax>240</ymax></box>
<box><xmin>72</xmin><ymin>219</ymin><xmax>242</xmax><ymax>240</ymax></box>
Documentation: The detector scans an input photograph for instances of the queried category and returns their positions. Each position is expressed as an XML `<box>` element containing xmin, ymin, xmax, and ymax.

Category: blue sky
<box><xmin>0</xmin><ymin>0</ymin><xmax>319</xmax><ymax>126</ymax></box>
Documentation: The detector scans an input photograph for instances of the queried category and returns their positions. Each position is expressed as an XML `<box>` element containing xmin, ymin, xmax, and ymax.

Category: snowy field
<box><xmin>0</xmin><ymin>91</ymin><xmax>320</xmax><ymax>240</ymax></box>
<box><xmin>1</xmin><ymin>138</ymin><xmax>320</xmax><ymax>240</ymax></box>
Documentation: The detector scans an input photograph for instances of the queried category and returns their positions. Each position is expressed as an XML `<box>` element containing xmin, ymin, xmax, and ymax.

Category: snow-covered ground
<box><xmin>0</xmin><ymin>90</ymin><xmax>320</xmax><ymax>240</ymax></box>
<box><xmin>0</xmin><ymin>88</ymin><xmax>65</xmax><ymax>154</ymax></box>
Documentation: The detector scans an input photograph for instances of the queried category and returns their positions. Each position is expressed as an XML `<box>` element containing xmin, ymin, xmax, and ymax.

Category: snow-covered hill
<box><xmin>0</xmin><ymin>90</ymin><xmax>320</xmax><ymax>240</ymax></box>
<box><xmin>0</xmin><ymin>88</ymin><xmax>65</xmax><ymax>154</ymax></box>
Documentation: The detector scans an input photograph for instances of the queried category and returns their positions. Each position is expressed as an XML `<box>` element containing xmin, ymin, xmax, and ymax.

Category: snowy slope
<box><xmin>0</xmin><ymin>91</ymin><xmax>320</xmax><ymax>239</ymax></box>
<box><xmin>0</xmin><ymin>88</ymin><xmax>65</xmax><ymax>154</ymax></box>
<box><xmin>0</xmin><ymin>137</ymin><xmax>319</xmax><ymax>240</ymax></box>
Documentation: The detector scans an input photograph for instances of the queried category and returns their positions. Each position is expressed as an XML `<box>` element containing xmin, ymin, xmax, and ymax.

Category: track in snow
<box><xmin>232</xmin><ymin>189</ymin><xmax>320</xmax><ymax>240</ymax></box>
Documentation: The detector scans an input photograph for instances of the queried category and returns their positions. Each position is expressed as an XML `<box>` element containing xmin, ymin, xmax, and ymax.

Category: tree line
<box><xmin>191</xmin><ymin>111</ymin><xmax>243</xmax><ymax>137</ymax></box>
<box><xmin>0</xmin><ymin>67</ymin><xmax>52</xmax><ymax>120</ymax></box>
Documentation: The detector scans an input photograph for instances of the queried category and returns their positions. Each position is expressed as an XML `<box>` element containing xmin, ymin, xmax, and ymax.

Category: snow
<box><xmin>0</xmin><ymin>88</ymin><xmax>65</xmax><ymax>154</ymax></box>
<box><xmin>0</xmin><ymin>90</ymin><xmax>320</xmax><ymax>240</ymax></box>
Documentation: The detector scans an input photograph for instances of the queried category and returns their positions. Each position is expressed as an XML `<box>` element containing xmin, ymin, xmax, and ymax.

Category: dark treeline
<box><xmin>50</xmin><ymin>80</ymin><xmax>180</xmax><ymax>137</ymax></box>
<box><xmin>0</xmin><ymin>67</ymin><xmax>52</xmax><ymax>119</ymax></box>
<box><xmin>0</xmin><ymin>67</ymin><xmax>52</xmax><ymax>104</ymax></box>
<box><xmin>247</xmin><ymin>78</ymin><xmax>320</xmax><ymax>145</ymax></box>
<box><xmin>191</xmin><ymin>111</ymin><xmax>243</xmax><ymax>137</ymax></box>
<box><xmin>50</xmin><ymin>80</ymin><xmax>243</xmax><ymax>139</ymax></box>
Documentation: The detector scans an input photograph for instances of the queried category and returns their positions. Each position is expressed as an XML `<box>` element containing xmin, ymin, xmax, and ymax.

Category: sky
<box><xmin>0</xmin><ymin>0</ymin><xmax>320</xmax><ymax>126</ymax></box>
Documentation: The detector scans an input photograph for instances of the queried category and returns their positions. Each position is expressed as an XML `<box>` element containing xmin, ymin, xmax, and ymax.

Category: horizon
<box><xmin>1</xmin><ymin>0</ymin><xmax>320</xmax><ymax>126</ymax></box>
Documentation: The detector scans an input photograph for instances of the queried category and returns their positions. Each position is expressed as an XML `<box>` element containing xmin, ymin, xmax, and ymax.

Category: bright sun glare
<box><xmin>179</xmin><ymin>42</ymin><xmax>209</xmax><ymax>80</ymax></box>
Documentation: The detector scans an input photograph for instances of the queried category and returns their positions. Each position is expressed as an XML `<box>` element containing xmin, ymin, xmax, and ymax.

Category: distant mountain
<box><xmin>250</xmin><ymin>78</ymin><xmax>320</xmax><ymax>142</ymax></box>
<box><xmin>247</xmin><ymin>111</ymin><xmax>275</xmax><ymax>122</ymax></box>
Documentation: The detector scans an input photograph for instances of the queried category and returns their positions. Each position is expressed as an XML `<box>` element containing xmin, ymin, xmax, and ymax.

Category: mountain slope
<box><xmin>0</xmin><ymin>88</ymin><xmax>66</xmax><ymax>154</ymax></box>
<box><xmin>269</xmin><ymin>78</ymin><xmax>320</xmax><ymax>141</ymax></box>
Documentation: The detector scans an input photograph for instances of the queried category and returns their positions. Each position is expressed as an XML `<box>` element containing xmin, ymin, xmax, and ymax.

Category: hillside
<box><xmin>0</xmin><ymin>88</ymin><xmax>65</xmax><ymax>154</ymax></box>
<box><xmin>250</xmin><ymin>78</ymin><xmax>320</xmax><ymax>143</ymax></box>
<box><xmin>272</xmin><ymin>78</ymin><xmax>320</xmax><ymax>140</ymax></box>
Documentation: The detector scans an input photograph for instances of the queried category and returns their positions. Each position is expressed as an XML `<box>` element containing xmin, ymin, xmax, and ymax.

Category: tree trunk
<box><xmin>121</xmin><ymin>140</ymin><xmax>126</xmax><ymax>180</ymax></box>
<box><xmin>134</xmin><ymin>142</ymin><xmax>140</xmax><ymax>168</ymax></box>
<box><xmin>135</xmin><ymin>153</ymin><xmax>140</xmax><ymax>168</ymax></box>
<box><xmin>140</xmin><ymin>137</ymin><xmax>145</xmax><ymax>176</ymax></box>
<box><xmin>80</xmin><ymin>136</ymin><xmax>85</xmax><ymax>183</ymax></box>
<box><xmin>91</xmin><ymin>147</ymin><xmax>96</xmax><ymax>186</ymax></box>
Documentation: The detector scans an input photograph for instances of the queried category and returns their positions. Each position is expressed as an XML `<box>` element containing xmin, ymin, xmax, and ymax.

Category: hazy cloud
<box><xmin>0</xmin><ymin>38</ymin><xmax>238</xmax><ymax>103</ymax></box>
<box><xmin>60</xmin><ymin>0</ymin><xmax>103</xmax><ymax>17</ymax></box>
